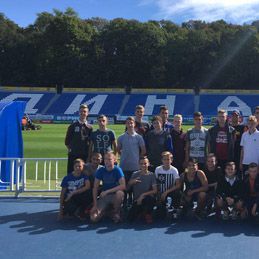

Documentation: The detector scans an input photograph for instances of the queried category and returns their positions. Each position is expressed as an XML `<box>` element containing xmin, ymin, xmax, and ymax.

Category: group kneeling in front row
<box><xmin>59</xmin><ymin>152</ymin><xmax>259</xmax><ymax>224</ymax></box>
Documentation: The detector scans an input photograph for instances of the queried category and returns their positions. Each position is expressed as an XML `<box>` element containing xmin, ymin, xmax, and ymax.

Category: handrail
<box><xmin>0</xmin><ymin>157</ymin><xmax>67</xmax><ymax>197</ymax></box>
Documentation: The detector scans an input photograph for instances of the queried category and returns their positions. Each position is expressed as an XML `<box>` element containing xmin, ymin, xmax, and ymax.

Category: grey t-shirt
<box><xmin>130</xmin><ymin>170</ymin><xmax>157</xmax><ymax>200</ymax></box>
<box><xmin>117</xmin><ymin>132</ymin><xmax>145</xmax><ymax>171</ymax></box>
<box><xmin>186</xmin><ymin>127</ymin><xmax>209</xmax><ymax>163</ymax></box>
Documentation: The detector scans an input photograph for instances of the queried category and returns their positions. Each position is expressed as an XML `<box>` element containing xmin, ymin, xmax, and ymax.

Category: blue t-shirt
<box><xmin>95</xmin><ymin>165</ymin><xmax>124</xmax><ymax>191</ymax></box>
<box><xmin>61</xmin><ymin>173</ymin><xmax>88</xmax><ymax>195</ymax></box>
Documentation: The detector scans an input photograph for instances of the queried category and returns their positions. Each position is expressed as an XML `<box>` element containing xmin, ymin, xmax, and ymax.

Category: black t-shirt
<box><xmin>65</xmin><ymin>121</ymin><xmax>93</xmax><ymax>156</ymax></box>
<box><xmin>135</xmin><ymin>120</ymin><xmax>150</xmax><ymax>137</ymax></box>
<box><xmin>204</xmin><ymin>166</ymin><xmax>223</xmax><ymax>191</ymax></box>
<box><xmin>232</xmin><ymin>124</ymin><xmax>247</xmax><ymax>163</ymax></box>
<box><xmin>233</xmin><ymin>124</ymin><xmax>246</xmax><ymax>146</ymax></box>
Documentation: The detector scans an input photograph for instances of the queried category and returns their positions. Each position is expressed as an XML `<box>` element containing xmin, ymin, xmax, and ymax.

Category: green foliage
<box><xmin>1</xmin><ymin>8</ymin><xmax>259</xmax><ymax>89</ymax></box>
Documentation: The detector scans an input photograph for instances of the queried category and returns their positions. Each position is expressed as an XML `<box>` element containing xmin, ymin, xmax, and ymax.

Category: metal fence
<box><xmin>0</xmin><ymin>158</ymin><xmax>67</xmax><ymax>197</ymax></box>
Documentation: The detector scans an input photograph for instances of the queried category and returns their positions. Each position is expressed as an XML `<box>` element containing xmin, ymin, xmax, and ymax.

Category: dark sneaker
<box><xmin>231</xmin><ymin>210</ymin><xmax>239</xmax><ymax>220</ymax></box>
<box><xmin>194</xmin><ymin>210</ymin><xmax>206</xmax><ymax>221</ymax></box>
<box><xmin>112</xmin><ymin>213</ymin><xmax>121</xmax><ymax>223</ymax></box>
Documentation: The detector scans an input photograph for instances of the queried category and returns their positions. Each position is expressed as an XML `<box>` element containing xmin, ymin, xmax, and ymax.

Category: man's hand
<box><xmin>187</xmin><ymin>190</ymin><xmax>194</xmax><ymax>197</ymax></box>
<box><xmin>136</xmin><ymin>194</ymin><xmax>145</xmax><ymax>205</ymax></box>
<box><xmin>161</xmin><ymin>192</ymin><xmax>168</xmax><ymax>202</ymax></box>
<box><xmin>65</xmin><ymin>192</ymin><xmax>74</xmax><ymax>202</ymax></box>
<box><xmin>129</xmin><ymin>177</ymin><xmax>141</xmax><ymax>186</ymax></box>
<box><xmin>100</xmin><ymin>190</ymin><xmax>108</xmax><ymax>198</ymax></box>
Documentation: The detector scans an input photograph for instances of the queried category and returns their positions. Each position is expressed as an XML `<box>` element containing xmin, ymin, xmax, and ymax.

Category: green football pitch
<box><xmin>21</xmin><ymin>124</ymin><xmax>192</xmax><ymax>190</ymax></box>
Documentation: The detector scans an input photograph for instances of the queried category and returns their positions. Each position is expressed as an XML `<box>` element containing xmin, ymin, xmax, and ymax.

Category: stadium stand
<box><xmin>0</xmin><ymin>92</ymin><xmax>55</xmax><ymax>114</ymax></box>
<box><xmin>199</xmin><ymin>94</ymin><xmax>259</xmax><ymax>117</ymax></box>
<box><xmin>0</xmin><ymin>89</ymin><xmax>258</xmax><ymax>121</ymax></box>
<box><xmin>121</xmin><ymin>93</ymin><xmax>194</xmax><ymax>116</ymax></box>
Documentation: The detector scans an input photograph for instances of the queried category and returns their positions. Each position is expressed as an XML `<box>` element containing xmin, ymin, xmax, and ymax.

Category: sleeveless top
<box><xmin>184</xmin><ymin>171</ymin><xmax>202</xmax><ymax>191</ymax></box>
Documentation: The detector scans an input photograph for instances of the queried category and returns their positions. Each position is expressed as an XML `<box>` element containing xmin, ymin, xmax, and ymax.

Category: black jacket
<box><xmin>65</xmin><ymin>121</ymin><xmax>93</xmax><ymax>156</ymax></box>
<box><xmin>216</xmin><ymin>176</ymin><xmax>243</xmax><ymax>201</ymax></box>
<box><xmin>208</xmin><ymin>123</ymin><xmax>235</xmax><ymax>161</ymax></box>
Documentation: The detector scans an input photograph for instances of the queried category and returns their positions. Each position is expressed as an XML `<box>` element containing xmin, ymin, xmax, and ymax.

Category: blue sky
<box><xmin>2</xmin><ymin>0</ymin><xmax>259</xmax><ymax>27</ymax></box>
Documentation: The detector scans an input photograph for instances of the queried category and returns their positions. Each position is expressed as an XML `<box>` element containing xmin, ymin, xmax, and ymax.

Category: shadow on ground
<box><xmin>1</xmin><ymin>208</ymin><xmax>259</xmax><ymax>237</ymax></box>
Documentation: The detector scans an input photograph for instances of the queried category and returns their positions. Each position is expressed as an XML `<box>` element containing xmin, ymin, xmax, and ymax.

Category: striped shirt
<box><xmin>155</xmin><ymin>165</ymin><xmax>180</xmax><ymax>193</ymax></box>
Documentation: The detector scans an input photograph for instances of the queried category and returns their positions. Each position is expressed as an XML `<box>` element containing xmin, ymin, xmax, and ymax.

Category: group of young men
<box><xmin>59</xmin><ymin>103</ymin><xmax>259</xmax><ymax>224</ymax></box>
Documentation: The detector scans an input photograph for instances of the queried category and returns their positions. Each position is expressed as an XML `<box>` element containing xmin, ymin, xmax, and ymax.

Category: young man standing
<box><xmin>88</xmin><ymin>115</ymin><xmax>117</xmax><ymax>162</ymax></box>
<box><xmin>134</xmin><ymin>105</ymin><xmax>150</xmax><ymax>137</ymax></box>
<box><xmin>240</xmin><ymin>115</ymin><xmax>259</xmax><ymax>179</ymax></box>
<box><xmin>185</xmin><ymin>112</ymin><xmax>209</xmax><ymax>170</ymax></box>
<box><xmin>171</xmin><ymin>114</ymin><xmax>186</xmax><ymax>174</ymax></box>
<box><xmin>230</xmin><ymin>110</ymin><xmax>247</xmax><ymax>174</ymax></box>
<box><xmin>65</xmin><ymin>104</ymin><xmax>93</xmax><ymax>174</ymax></box>
<box><xmin>90</xmin><ymin>152</ymin><xmax>125</xmax><ymax>223</ymax></box>
<box><xmin>208</xmin><ymin>109</ymin><xmax>235</xmax><ymax>170</ymax></box>
<box><xmin>145</xmin><ymin>116</ymin><xmax>173</xmax><ymax>172</ymax></box>
<box><xmin>117</xmin><ymin>116</ymin><xmax>146</xmax><ymax>183</ymax></box>
<box><xmin>159</xmin><ymin>106</ymin><xmax>174</xmax><ymax>133</ymax></box>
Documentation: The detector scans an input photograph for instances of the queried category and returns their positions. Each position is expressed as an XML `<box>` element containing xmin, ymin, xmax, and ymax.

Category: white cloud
<box><xmin>140</xmin><ymin>0</ymin><xmax>259</xmax><ymax>23</ymax></box>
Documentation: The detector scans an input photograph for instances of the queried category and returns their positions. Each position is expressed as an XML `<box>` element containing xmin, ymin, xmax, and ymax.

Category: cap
<box><xmin>232</xmin><ymin>110</ymin><xmax>240</xmax><ymax>116</ymax></box>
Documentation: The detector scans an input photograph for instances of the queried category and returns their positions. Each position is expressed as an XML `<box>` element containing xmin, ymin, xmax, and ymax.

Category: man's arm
<box><xmin>65</xmin><ymin>179</ymin><xmax>91</xmax><ymax>202</ymax></box>
<box><xmin>190</xmin><ymin>171</ymin><xmax>208</xmax><ymax>194</ymax></box>
<box><xmin>136</xmin><ymin>184</ymin><xmax>157</xmax><ymax>205</ymax></box>
<box><xmin>65</xmin><ymin>124</ymin><xmax>73</xmax><ymax>151</ymax></box>
<box><xmin>103</xmin><ymin>177</ymin><xmax>126</xmax><ymax>196</ymax></box>
<box><xmin>166</xmin><ymin>134</ymin><xmax>173</xmax><ymax>153</ymax></box>
<box><xmin>140</xmin><ymin>184</ymin><xmax>157</xmax><ymax>197</ymax></box>
<box><xmin>116</xmin><ymin>137</ymin><xmax>122</xmax><ymax>155</ymax></box>
<box><xmin>239</xmin><ymin>147</ymin><xmax>244</xmax><ymax>172</ymax></box>
<box><xmin>92</xmin><ymin>179</ymin><xmax>101</xmax><ymax>208</ymax></box>
<box><xmin>88</xmin><ymin>142</ymin><xmax>93</xmax><ymax>162</ymax></box>
<box><xmin>139</xmin><ymin>135</ymin><xmax>146</xmax><ymax>156</ymax></box>
<box><xmin>71</xmin><ymin>179</ymin><xmax>90</xmax><ymax>196</ymax></box>
<box><xmin>184</xmin><ymin>139</ymin><xmax>190</xmax><ymax>166</ymax></box>
<box><xmin>58</xmin><ymin>187</ymin><xmax>67</xmax><ymax>220</ymax></box>
<box><xmin>161</xmin><ymin>178</ymin><xmax>181</xmax><ymax>200</ymax></box>
<box><xmin>112</xmin><ymin>140</ymin><xmax>117</xmax><ymax>156</ymax></box>
<box><xmin>140</xmin><ymin>145</ymin><xmax>146</xmax><ymax>156</ymax></box>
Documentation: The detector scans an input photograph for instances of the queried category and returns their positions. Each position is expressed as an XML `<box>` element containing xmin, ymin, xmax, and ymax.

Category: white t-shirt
<box><xmin>155</xmin><ymin>165</ymin><xmax>180</xmax><ymax>193</ymax></box>
<box><xmin>240</xmin><ymin>130</ymin><xmax>259</xmax><ymax>165</ymax></box>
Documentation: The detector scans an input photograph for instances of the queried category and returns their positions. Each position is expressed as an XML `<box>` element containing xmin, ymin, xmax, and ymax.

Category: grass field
<box><xmin>21</xmin><ymin>123</ymin><xmax>192</xmax><ymax>192</ymax></box>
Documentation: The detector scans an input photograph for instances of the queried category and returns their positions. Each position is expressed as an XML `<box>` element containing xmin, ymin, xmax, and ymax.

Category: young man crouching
<box><xmin>216</xmin><ymin>162</ymin><xmax>245</xmax><ymax>220</ymax></box>
<box><xmin>90</xmin><ymin>152</ymin><xmax>125</xmax><ymax>223</ymax></box>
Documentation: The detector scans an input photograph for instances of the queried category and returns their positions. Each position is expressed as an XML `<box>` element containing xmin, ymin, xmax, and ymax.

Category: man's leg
<box><xmin>111</xmin><ymin>191</ymin><xmax>124</xmax><ymax>222</ymax></box>
<box><xmin>142</xmin><ymin>195</ymin><xmax>156</xmax><ymax>223</ymax></box>
<box><xmin>90</xmin><ymin>195</ymin><xmax>110</xmax><ymax>223</ymax></box>
<box><xmin>195</xmin><ymin>192</ymin><xmax>207</xmax><ymax>218</ymax></box>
